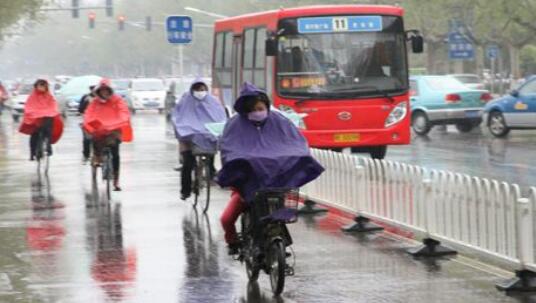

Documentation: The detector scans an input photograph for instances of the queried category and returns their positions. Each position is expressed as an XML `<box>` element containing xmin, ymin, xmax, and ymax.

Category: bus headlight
<box><xmin>384</xmin><ymin>102</ymin><xmax>408</xmax><ymax>128</ymax></box>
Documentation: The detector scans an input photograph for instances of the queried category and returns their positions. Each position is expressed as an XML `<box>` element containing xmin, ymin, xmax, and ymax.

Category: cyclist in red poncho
<box><xmin>82</xmin><ymin>79</ymin><xmax>133</xmax><ymax>191</ymax></box>
<box><xmin>18</xmin><ymin>79</ymin><xmax>64</xmax><ymax>160</ymax></box>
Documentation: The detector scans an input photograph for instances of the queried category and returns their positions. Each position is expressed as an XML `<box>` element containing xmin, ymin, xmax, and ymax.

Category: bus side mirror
<box><xmin>406</xmin><ymin>30</ymin><xmax>424</xmax><ymax>54</ymax></box>
<box><xmin>411</xmin><ymin>35</ymin><xmax>424</xmax><ymax>53</ymax></box>
<box><xmin>266</xmin><ymin>38</ymin><xmax>277</xmax><ymax>57</ymax></box>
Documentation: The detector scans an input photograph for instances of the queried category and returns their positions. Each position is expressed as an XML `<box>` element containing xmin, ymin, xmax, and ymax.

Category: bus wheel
<box><xmin>370</xmin><ymin>146</ymin><xmax>387</xmax><ymax>160</ymax></box>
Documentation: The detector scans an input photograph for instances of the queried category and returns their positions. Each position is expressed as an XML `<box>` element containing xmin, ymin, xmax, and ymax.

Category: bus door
<box><xmin>231</xmin><ymin>35</ymin><xmax>242</xmax><ymax>100</ymax></box>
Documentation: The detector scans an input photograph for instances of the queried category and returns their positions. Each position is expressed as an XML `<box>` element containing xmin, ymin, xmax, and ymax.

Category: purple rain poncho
<box><xmin>216</xmin><ymin>82</ymin><xmax>324</xmax><ymax>202</ymax></box>
<box><xmin>172</xmin><ymin>78</ymin><xmax>227</xmax><ymax>152</ymax></box>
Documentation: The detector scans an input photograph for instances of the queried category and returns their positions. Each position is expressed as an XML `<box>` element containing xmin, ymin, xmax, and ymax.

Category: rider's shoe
<box><xmin>113</xmin><ymin>182</ymin><xmax>122</xmax><ymax>191</ymax></box>
<box><xmin>180</xmin><ymin>193</ymin><xmax>190</xmax><ymax>201</ymax></box>
<box><xmin>227</xmin><ymin>243</ymin><xmax>240</xmax><ymax>256</ymax></box>
<box><xmin>46</xmin><ymin>148</ymin><xmax>52</xmax><ymax>156</ymax></box>
<box><xmin>30</xmin><ymin>155</ymin><xmax>35</xmax><ymax>161</ymax></box>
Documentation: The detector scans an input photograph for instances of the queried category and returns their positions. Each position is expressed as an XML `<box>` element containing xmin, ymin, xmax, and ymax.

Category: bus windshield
<box><xmin>277</xmin><ymin>16</ymin><xmax>407</xmax><ymax>99</ymax></box>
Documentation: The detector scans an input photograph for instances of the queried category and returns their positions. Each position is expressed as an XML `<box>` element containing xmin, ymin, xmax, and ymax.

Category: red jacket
<box><xmin>83</xmin><ymin>95</ymin><xmax>133</xmax><ymax>142</ymax></box>
<box><xmin>18</xmin><ymin>90</ymin><xmax>64</xmax><ymax>144</ymax></box>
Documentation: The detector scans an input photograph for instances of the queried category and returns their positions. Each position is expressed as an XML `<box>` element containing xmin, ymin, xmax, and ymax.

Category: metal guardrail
<box><xmin>301</xmin><ymin>148</ymin><xmax>536</xmax><ymax>292</ymax></box>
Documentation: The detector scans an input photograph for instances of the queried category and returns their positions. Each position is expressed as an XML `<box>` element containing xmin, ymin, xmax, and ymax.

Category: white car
<box><xmin>129</xmin><ymin>78</ymin><xmax>167</xmax><ymax>113</ymax></box>
<box><xmin>6</xmin><ymin>83</ymin><xmax>33</xmax><ymax>122</ymax></box>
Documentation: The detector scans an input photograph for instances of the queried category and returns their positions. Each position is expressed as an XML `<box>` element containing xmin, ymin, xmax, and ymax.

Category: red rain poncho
<box><xmin>82</xmin><ymin>95</ymin><xmax>133</xmax><ymax>142</ymax></box>
<box><xmin>18</xmin><ymin>90</ymin><xmax>64</xmax><ymax>144</ymax></box>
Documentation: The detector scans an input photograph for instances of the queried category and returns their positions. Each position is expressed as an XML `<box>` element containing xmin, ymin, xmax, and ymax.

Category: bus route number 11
<box><xmin>332</xmin><ymin>17</ymin><xmax>349</xmax><ymax>32</ymax></box>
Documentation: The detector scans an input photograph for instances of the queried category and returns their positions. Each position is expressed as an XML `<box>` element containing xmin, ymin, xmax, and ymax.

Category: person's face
<box><xmin>36</xmin><ymin>82</ymin><xmax>48</xmax><ymax>93</ymax></box>
<box><xmin>252</xmin><ymin>100</ymin><xmax>267</xmax><ymax>112</ymax></box>
<box><xmin>100</xmin><ymin>88</ymin><xmax>112</xmax><ymax>99</ymax></box>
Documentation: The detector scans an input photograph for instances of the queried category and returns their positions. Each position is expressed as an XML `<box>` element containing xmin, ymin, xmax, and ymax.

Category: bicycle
<box><xmin>191</xmin><ymin>145</ymin><xmax>215</xmax><ymax>214</ymax></box>
<box><xmin>92</xmin><ymin>146</ymin><xmax>114</xmax><ymax>201</ymax></box>
<box><xmin>237</xmin><ymin>188</ymin><xmax>299</xmax><ymax>296</ymax></box>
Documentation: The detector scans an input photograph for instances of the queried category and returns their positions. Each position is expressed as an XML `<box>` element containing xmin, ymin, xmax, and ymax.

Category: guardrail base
<box><xmin>342</xmin><ymin>216</ymin><xmax>384</xmax><ymax>233</ymax></box>
<box><xmin>297</xmin><ymin>200</ymin><xmax>328</xmax><ymax>215</ymax></box>
<box><xmin>407</xmin><ymin>238</ymin><xmax>457</xmax><ymax>257</ymax></box>
<box><xmin>496</xmin><ymin>270</ymin><xmax>536</xmax><ymax>292</ymax></box>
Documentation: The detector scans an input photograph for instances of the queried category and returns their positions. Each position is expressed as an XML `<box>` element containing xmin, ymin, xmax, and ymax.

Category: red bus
<box><xmin>212</xmin><ymin>5</ymin><xmax>422</xmax><ymax>159</ymax></box>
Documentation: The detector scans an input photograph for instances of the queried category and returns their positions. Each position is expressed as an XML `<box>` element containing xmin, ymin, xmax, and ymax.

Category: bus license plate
<box><xmin>334</xmin><ymin>133</ymin><xmax>360</xmax><ymax>143</ymax></box>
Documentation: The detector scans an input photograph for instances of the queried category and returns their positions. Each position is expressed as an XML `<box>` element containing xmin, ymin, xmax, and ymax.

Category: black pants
<box><xmin>94</xmin><ymin>139</ymin><xmax>120</xmax><ymax>176</ymax></box>
<box><xmin>30</xmin><ymin>118</ymin><xmax>53</xmax><ymax>157</ymax></box>
<box><xmin>181</xmin><ymin>151</ymin><xmax>215</xmax><ymax>196</ymax></box>
<box><xmin>83</xmin><ymin>130</ymin><xmax>92</xmax><ymax>159</ymax></box>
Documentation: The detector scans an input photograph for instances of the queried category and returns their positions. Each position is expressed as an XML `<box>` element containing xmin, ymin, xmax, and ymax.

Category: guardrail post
<box><xmin>342</xmin><ymin>165</ymin><xmax>383</xmax><ymax>233</ymax></box>
<box><xmin>407</xmin><ymin>179</ymin><xmax>457</xmax><ymax>257</ymax></box>
<box><xmin>297</xmin><ymin>199</ymin><xmax>328</xmax><ymax>215</ymax></box>
<box><xmin>497</xmin><ymin>197</ymin><xmax>536</xmax><ymax>292</ymax></box>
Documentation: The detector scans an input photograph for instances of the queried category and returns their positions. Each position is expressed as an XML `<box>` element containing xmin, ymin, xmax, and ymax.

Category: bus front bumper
<box><xmin>301</xmin><ymin>127</ymin><xmax>410</xmax><ymax>148</ymax></box>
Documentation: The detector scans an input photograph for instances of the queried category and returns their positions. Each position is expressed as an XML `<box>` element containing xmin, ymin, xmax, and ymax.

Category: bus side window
<box><xmin>214</xmin><ymin>32</ymin><xmax>224</xmax><ymax>68</ymax></box>
<box><xmin>254</xmin><ymin>28</ymin><xmax>266</xmax><ymax>89</ymax></box>
<box><xmin>243</xmin><ymin>29</ymin><xmax>255</xmax><ymax>84</ymax></box>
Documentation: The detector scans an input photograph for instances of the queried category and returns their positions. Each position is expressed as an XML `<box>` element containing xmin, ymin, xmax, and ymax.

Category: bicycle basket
<box><xmin>191</xmin><ymin>143</ymin><xmax>217</xmax><ymax>156</ymax></box>
<box><xmin>253</xmin><ymin>188</ymin><xmax>299</xmax><ymax>224</ymax></box>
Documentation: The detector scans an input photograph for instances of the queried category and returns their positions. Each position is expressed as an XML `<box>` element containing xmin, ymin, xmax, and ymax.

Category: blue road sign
<box><xmin>486</xmin><ymin>45</ymin><xmax>499</xmax><ymax>60</ymax></box>
<box><xmin>298</xmin><ymin>15</ymin><xmax>383</xmax><ymax>34</ymax></box>
<box><xmin>166</xmin><ymin>16</ymin><xmax>193</xmax><ymax>44</ymax></box>
<box><xmin>448</xmin><ymin>32</ymin><xmax>474</xmax><ymax>60</ymax></box>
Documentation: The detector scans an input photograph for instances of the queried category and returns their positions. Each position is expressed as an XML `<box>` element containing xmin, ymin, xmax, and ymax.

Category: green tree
<box><xmin>0</xmin><ymin>0</ymin><xmax>44</xmax><ymax>41</ymax></box>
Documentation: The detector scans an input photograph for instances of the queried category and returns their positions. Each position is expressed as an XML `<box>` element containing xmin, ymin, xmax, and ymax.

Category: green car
<box><xmin>409</xmin><ymin>75</ymin><xmax>492</xmax><ymax>135</ymax></box>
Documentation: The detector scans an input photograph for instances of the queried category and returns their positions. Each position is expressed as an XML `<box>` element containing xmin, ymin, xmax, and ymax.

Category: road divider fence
<box><xmin>301</xmin><ymin>148</ymin><xmax>536</xmax><ymax>292</ymax></box>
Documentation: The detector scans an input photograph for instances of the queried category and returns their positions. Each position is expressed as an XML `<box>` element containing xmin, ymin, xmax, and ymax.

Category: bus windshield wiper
<box><xmin>330</xmin><ymin>86</ymin><xmax>398</xmax><ymax>102</ymax></box>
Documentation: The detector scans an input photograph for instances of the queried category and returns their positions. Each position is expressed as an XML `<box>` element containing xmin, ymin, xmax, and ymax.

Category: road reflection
<box><xmin>85</xmin><ymin>191</ymin><xmax>137</xmax><ymax>302</ymax></box>
<box><xmin>27</xmin><ymin>175</ymin><xmax>65</xmax><ymax>252</ymax></box>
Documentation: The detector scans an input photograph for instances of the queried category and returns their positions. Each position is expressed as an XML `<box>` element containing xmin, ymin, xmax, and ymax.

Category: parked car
<box><xmin>5</xmin><ymin>82</ymin><xmax>34</xmax><ymax>122</ymax></box>
<box><xmin>129</xmin><ymin>78</ymin><xmax>166</xmax><ymax>114</ymax></box>
<box><xmin>56</xmin><ymin>75</ymin><xmax>102</xmax><ymax>116</ymax></box>
<box><xmin>449</xmin><ymin>74</ymin><xmax>486</xmax><ymax>90</ymax></box>
<box><xmin>111</xmin><ymin>79</ymin><xmax>134</xmax><ymax>113</ymax></box>
<box><xmin>484</xmin><ymin>75</ymin><xmax>536</xmax><ymax>137</ymax></box>
<box><xmin>410</xmin><ymin>76</ymin><xmax>492</xmax><ymax>135</ymax></box>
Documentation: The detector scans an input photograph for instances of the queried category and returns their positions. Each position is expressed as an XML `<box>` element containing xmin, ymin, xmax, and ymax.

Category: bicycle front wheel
<box><xmin>199</xmin><ymin>160</ymin><xmax>211</xmax><ymax>213</ymax></box>
<box><xmin>103</xmin><ymin>152</ymin><xmax>113</xmax><ymax>201</ymax></box>
<box><xmin>269</xmin><ymin>240</ymin><xmax>286</xmax><ymax>296</ymax></box>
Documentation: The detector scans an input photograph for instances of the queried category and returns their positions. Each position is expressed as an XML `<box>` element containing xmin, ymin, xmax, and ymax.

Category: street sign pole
<box><xmin>166</xmin><ymin>15</ymin><xmax>193</xmax><ymax>79</ymax></box>
<box><xmin>179</xmin><ymin>45</ymin><xmax>184</xmax><ymax>78</ymax></box>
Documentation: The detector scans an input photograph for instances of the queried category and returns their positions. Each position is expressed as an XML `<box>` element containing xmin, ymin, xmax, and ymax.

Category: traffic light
<box><xmin>146</xmin><ymin>16</ymin><xmax>152</xmax><ymax>31</ymax></box>
<box><xmin>72</xmin><ymin>0</ymin><xmax>79</xmax><ymax>18</ymax></box>
<box><xmin>88</xmin><ymin>12</ymin><xmax>96</xmax><ymax>29</ymax></box>
<box><xmin>118</xmin><ymin>15</ymin><xmax>125</xmax><ymax>31</ymax></box>
<box><xmin>106</xmin><ymin>0</ymin><xmax>113</xmax><ymax>18</ymax></box>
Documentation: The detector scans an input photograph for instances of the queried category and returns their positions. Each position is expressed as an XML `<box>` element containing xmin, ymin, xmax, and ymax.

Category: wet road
<box><xmin>388</xmin><ymin>126</ymin><xmax>536</xmax><ymax>190</ymax></box>
<box><xmin>1</xmin><ymin>113</ymin><xmax>536</xmax><ymax>302</ymax></box>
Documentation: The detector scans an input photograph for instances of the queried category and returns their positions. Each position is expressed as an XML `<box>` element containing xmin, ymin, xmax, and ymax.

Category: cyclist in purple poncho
<box><xmin>218</xmin><ymin>82</ymin><xmax>324</xmax><ymax>254</ymax></box>
<box><xmin>173</xmin><ymin>78</ymin><xmax>227</xmax><ymax>200</ymax></box>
